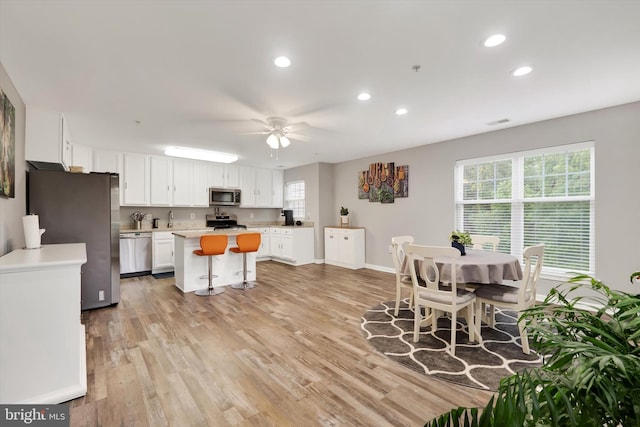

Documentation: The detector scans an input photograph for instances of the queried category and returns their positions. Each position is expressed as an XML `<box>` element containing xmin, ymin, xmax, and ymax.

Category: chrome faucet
<box><xmin>168</xmin><ymin>210</ymin><xmax>174</xmax><ymax>228</ymax></box>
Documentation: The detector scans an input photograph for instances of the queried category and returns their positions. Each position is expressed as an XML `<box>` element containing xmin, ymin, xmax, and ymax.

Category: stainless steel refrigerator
<box><xmin>27</xmin><ymin>169</ymin><xmax>120</xmax><ymax>310</ymax></box>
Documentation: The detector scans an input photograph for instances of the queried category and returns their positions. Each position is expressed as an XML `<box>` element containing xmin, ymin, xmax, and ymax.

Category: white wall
<box><xmin>0</xmin><ymin>62</ymin><xmax>26</xmax><ymax>255</ymax></box>
<box><xmin>331</xmin><ymin>102</ymin><xmax>640</xmax><ymax>295</ymax></box>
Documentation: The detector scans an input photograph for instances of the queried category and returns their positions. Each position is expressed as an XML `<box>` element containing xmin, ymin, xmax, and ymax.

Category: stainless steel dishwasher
<box><xmin>119</xmin><ymin>232</ymin><xmax>152</xmax><ymax>274</ymax></box>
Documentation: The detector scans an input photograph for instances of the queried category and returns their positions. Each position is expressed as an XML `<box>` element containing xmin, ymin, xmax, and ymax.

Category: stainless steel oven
<box><xmin>209</xmin><ymin>187</ymin><xmax>241</xmax><ymax>206</ymax></box>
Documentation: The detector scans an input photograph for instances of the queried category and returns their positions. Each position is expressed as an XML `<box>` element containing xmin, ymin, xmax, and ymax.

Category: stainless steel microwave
<box><xmin>209</xmin><ymin>188</ymin><xmax>241</xmax><ymax>206</ymax></box>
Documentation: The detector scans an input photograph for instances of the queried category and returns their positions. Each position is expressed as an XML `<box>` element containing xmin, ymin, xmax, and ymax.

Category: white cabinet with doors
<box><xmin>150</xmin><ymin>155</ymin><xmax>173</xmax><ymax>205</ymax></box>
<box><xmin>193</xmin><ymin>161</ymin><xmax>210</xmax><ymax>206</ymax></box>
<box><xmin>324</xmin><ymin>227</ymin><xmax>365</xmax><ymax>269</ymax></box>
<box><xmin>240</xmin><ymin>166</ymin><xmax>283</xmax><ymax>208</ymax></box>
<box><xmin>122</xmin><ymin>153</ymin><xmax>149</xmax><ymax>206</ymax></box>
<box><xmin>239</xmin><ymin>166</ymin><xmax>257</xmax><ymax>206</ymax></box>
<box><xmin>152</xmin><ymin>231</ymin><xmax>175</xmax><ymax>274</ymax></box>
<box><xmin>25</xmin><ymin>108</ymin><xmax>72</xmax><ymax>168</ymax></box>
<box><xmin>271</xmin><ymin>169</ymin><xmax>284</xmax><ymax>208</ymax></box>
<box><xmin>270</xmin><ymin>227</ymin><xmax>314</xmax><ymax>266</ymax></box>
<box><xmin>209</xmin><ymin>163</ymin><xmax>240</xmax><ymax>189</ymax></box>
<box><xmin>172</xmin><ymin>159</ymin><xmax>194</xmax><ymax>206</ymax></box>
<box><xmin>71</xmin><ymin>143</ymin><xmax>93</xmax><ymax>172</ymax></box>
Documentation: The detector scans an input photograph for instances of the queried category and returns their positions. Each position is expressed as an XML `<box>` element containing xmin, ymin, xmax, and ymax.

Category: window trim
<box><xmin>285</xmin><ymin>180</ymin><xmax>305</xmax><ymax>219</ymax></box>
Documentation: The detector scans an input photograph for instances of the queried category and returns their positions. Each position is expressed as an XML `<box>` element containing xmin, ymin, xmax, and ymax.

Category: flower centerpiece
<box><xmin>449</xmin><ymin>230</ymin><xmax>472</xmax><ymax>255</ymax></box>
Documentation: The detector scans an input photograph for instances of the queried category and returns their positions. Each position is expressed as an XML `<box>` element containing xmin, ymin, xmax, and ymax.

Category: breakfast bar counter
<box><xmin>172</xmin><ymin>230</ymin><xmax>256</xmax><ymax>293</ymax></box>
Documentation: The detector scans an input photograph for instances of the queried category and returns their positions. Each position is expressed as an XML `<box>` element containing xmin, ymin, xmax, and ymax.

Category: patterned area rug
<box><xmin>361</xmin><ymin>300</ymin><xmax>543</xmax><ymax>390</ymax></box>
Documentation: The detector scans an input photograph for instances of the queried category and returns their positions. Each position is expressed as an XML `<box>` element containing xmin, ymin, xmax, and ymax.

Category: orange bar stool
<box><xmin>230</xmin><ymin>233</ymin><xmax>261</xmax><ymax>289</ymax></box>
<box><xmin>193</xmin><ymin>234</ymin><xmax>228</xmax><ymax>296</ymax></box>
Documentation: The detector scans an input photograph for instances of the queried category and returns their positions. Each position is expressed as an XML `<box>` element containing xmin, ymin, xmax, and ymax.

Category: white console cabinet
<box><xmin>0</xmin><ymin>244</ymin><xmax>87</xmax><ymax>404</ymax></box>
<box><xmin>324</xmin><ymin>227</ymin><xmax>366</xmax><ymax>269</ymax></box>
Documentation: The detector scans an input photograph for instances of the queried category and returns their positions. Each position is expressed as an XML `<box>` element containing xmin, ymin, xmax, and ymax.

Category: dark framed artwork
<box><xmin>0</xmin><ymin>87</ymin><xmax>16</xmax><ymax>199</ymax></box>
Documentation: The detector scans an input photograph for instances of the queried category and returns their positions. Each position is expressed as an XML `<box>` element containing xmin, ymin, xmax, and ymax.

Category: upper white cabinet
<box><xmin>25</xmin><ymin>107</ymin><xmax>72</xmax><ymax>168</ymax></box>
<box><xmin>271</xmin><ymin>169</ymin><xmax>284</xmax><ymax>208</ymax></box>
<box><xmin>150</xmin><ymin>156</ymin><xmax>173</xmax><ymax>205</ymax></box>
<box><xmin>240</xmin><ymin>166</ymin><xmax>283</xmax><ymax>208</ymax></box>
<box><xmin>70</xmin><ymin>143</ymin><xmax>93</xmax><ymax>172</ymax></box>
<box><xmin>193</xmin><ymin>161</ymin><xmax>210</xmax><ymax>207</ymax></box>
<box><xmin>209</xmin><ymin>164</ymin><xmax>240</xmax><ymax>189</ymax></box>
<box><xmin>172</xmin><ymin>159</ymin><xmax>194</xmax><ymax>206</ymax></box>
<box><xmin>122</xmin><ymin>153</ymin><xmax>150</xmax><ymax>206</ymax></box>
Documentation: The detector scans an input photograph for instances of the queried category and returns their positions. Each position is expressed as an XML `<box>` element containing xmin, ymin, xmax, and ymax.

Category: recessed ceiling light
<box><xmin>484</xmin><ymin>34</ymin><xmax>506</xmax><ymax>47</ymax></box>
<box><xmin>512</xmin><ymin>66</ymin><xmax>533</xmax><ymax>77</ymax></box>
<box><xmin>395</xmin><ymin>108</ymin><xmax>408</xmax><ymax>116</ymax></box>
<box><xmin>274</xmin><ymin>56</ymin><xmax>291</xmax><ymax>68</ymax></box>
<box><xmin>165</xmin><ymin>146</ymin><xmax>238</xmax><ymax>163</ymax></box>
<box><xmin>357</xmin><ymin>92</ymin><xmax>371</xmax><ymax>101</ymax></box>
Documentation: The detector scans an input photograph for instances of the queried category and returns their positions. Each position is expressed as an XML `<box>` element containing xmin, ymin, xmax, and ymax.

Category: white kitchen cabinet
<box><xmin>270</xmin><ymin>227</ymin><xmax>314</xmax><ymax>266</ymax></box>
<box><xmin>240</xmin><ymin>166</ymin><xmax>257</xmax><ymax>207</ymax></box>
<box><xmin>209</xmin><ymin>163</ymin><xmax>240</xmax><ymax>189</ymax></box>
<box><xmin>248</xmin><ymin>227</ymin><xmax>271</xmax><ymax>259</ymax></box>
<box><xmin>172</xmin><ymin>159</ymin><xmax>194</xmax><ymax>206</ymax></box>
<box><xmin>71</xmin><ymin>143</ymin><xmax>93</xmax><ymax>172</ymax></box>
<box><xmin>240</xmin><ymin>166</ymin><xmax>282</xmax><ymax>208</ymax></box>
<box><xmin>193</xmin><ymin>161</ymin><xmax>210</xmax><ymax>206</ymax></box>
<box><xmin>150</xmin><ymin>156</ymin><xmax>173</xmax><ymax>205</ymax></box>
<box><xmin>324</xmin><ymin>227</ymin><xmax>365</xmax><ymax>269</ymax></box>
<box><xmin>271</xmin><ymin>169</ymin><xmax>284</xmax><ymax>208</ymax></box>
<box><xmin>152</xmin><ymin>231</ymin><xmax>175</xmax><ymax>274</ymax></box>
<box><xmin>122</xmin><ymin>153</ymin><xmax>150</xmax><ymax>206</ymax></box>
<box><xmin>25</xmin><ymin>107</ymin><xmax>72</xmax><ymax>168</ymax></box>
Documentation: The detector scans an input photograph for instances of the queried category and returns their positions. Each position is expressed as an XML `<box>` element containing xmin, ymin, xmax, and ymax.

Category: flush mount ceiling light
<box><xmin>357</xmin><ymin>92</ymin><xmax>371</xmax><ymax>101</ymax></box>
<box><xmin>164</xmin><ymin>146</ymin><xmax>238</xmax><ymax>163</ymax></box>
<box><xmin>274</xmin><ymin>56</ymin><xmax>291</xmax><ymax>67</ymax></box>
<box><xmin>484</xmin><ymin>34</ymin><xmax>506</xmax><ymax>47</ymax></box>
<box><xmin>395</xmin><ymin>108</ymin><xmax>408</xmax><ymax>115</ymax></box>
<box><xmin>512</xmin><ymin>66</ymin><xmax>533</xmax><ymax>77</ymax></box>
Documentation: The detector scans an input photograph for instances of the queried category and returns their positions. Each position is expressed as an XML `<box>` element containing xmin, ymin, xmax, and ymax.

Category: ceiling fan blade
<box><xmin>284</xmin><ymin>121</ymin><xmax>310</xmax><ymax>133</ymax></box>
<box><xmin>241</xmin><ymin>130</ymin><xmax>270</xmax><ymax>135</ymax></box>
<box><xmin>250</xmin><ymin>118</ymin><xmax>269</xmax><ymax>127</ymax></box>
<box><xmin>286</xmin><ymin>133</ymin><xmax>310</xmax><ymax>142</ymax></box>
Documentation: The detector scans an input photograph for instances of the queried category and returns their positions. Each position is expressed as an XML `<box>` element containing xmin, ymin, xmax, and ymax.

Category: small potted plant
<box><xmin>449</xmin><ymin>230</ymin><xmax>472</xmax><ymax>255</ymax></box>
<box><xmin>340</xmin><ymin>206</ymin><xmax>349</xmax><ymax>227</ymax></box>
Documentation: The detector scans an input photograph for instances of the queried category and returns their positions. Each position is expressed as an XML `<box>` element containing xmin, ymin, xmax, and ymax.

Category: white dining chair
<box><xmin>391</xmin><ymin>235</ymin><xmax>414</xmax><ymax>315</ymax></box>
<box><xmin>474</xmin><ymin>244</ymin><xmax>544</xmax><ymax>354</ymax></box>
<box><xmin>470</xmin><ymin>234</ymin><xmax>500</xmax><ymax>252</ymax></box>
<box><xmin>406</xmin><ymin>244</ymin><xmax>476</xmax><ymax>356</ymax></box>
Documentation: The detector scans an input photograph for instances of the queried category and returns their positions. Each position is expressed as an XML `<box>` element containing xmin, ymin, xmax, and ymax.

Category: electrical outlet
<box><xmin>249</xmin><ymin>213</ymin><xmax>254</xmax><ymax>219</ymax></box>
<box><xmin>190</xmin><ymin>212</ymin><xmax>195</xmax><ymax>219</ymax></box>
<box><xmin>144</xmin><ymin>214</ymin><xmax>151</xmax><ymax>220</ymax></box>
<box><xmin>388</xmin><ymin>245</ymin><xmax>393</xmax><ymax>254</ymax></box>
<box><xmin>98</xmin><ymin>290</ymin><xmax>105</xmax><ymax>301</ymax></box>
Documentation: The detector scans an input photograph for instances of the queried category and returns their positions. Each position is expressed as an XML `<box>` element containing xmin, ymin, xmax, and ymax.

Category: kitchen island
<box><xmin>173</xmin><ymin>229</ymin><xmax>257</xmax><ymax>293</ymax></box>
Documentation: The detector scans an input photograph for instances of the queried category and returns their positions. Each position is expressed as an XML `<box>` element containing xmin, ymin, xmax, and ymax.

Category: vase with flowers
<box><xmin>449</xmin><ymin>230</ymin><xmax>472</xmax><ymax>255</ymax></box>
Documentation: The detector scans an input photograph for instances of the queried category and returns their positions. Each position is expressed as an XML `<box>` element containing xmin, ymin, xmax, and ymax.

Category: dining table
<box><xmin>402</xmin><ymin>248</ymin><xmax>523</xmax><ymax>286</ymax></box>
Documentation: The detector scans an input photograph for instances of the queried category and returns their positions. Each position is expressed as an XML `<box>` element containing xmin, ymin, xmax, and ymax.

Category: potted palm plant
<box><xmin>424</xmin><ymin>271</ymin><xmax>640</xmax><ymax>427</ymax></box>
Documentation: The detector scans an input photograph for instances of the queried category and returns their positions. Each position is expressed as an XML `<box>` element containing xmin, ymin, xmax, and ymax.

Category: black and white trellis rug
<box><xmin>360</xmin><ymin>300</ymin><xmax>543</xmax><ymax>390</ymax></box>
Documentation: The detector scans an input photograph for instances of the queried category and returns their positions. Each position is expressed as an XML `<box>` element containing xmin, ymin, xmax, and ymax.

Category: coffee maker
<box><xmin>282</xmin><ymin>209</ymin><xmax>294</xmax><ymax>226</ymax></box>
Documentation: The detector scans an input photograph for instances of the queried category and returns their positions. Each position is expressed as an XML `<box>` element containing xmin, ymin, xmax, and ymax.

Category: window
<box><xmin>455</xmin><ymin>141</ymin><xmax>594</xmax><ymax>278</ymax></box>
<box><xmin>285</xmin><ymin>180</ymin><xmax>305</xmax><ymax>219</ymax></box>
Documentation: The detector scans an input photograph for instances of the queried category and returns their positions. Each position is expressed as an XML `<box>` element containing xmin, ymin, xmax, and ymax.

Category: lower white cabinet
<box><xmin>248</xmin><ymin>227</ymin><xmax>271</xmax><ymax>259</ymax></box>
<box><xmin>269</xmin><ymin>227</ymin><xmax>314</xmax><ymax>265</ymax></box>
<box><xmin>152</xmin><ymin>231</ymin><xmax>175</xmax><ymax>273</ymax></box>
<box><xmin>324</xmin><ymin>227</ymin><xmax>365</xmax><ymax>269</ymax></box>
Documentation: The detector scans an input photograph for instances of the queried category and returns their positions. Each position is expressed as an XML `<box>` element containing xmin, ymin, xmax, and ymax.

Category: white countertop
<box><xmin>172</xmin><ymin>229</ymin><xmax>257</xmax><ymax>239</ymax></box>
<box><xmin>0</xmin><ymin>243</ymin><xmax>87</xmax><ymax>273</ymax></box>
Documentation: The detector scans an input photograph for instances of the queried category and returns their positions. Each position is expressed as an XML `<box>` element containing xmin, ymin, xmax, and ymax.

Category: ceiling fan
<box><xmin>247</xmin><ymin>116</ymin><xmax>310</xmax><ymax>150</ymax></box>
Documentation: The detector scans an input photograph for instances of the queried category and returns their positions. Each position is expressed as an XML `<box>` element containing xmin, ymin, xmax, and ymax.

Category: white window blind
<box><xmin>455</xmin><ymin>141</ymin><xmax>594</xmax><ymax>277</ymax></box>
<box><xmin>285</xmin><ymin>180</ymin><xmax>305</xmax><ymax>219</ymax></box>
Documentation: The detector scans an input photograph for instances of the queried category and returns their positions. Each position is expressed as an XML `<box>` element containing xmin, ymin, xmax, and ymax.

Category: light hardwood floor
<box><xmin>70</xmin><ymin>261</ymin><xmax>492</xmax><ymax>426</ymax></box>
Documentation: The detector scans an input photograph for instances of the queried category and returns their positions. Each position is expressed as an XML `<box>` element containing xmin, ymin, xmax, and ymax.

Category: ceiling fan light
<box><xmin>280</xmin><ymin>135</ymin><xmax>291</xmax><ymax>148</ymax></box>
<box><xmin>266</xmin><ymin>134</ymin><xmax>280</xmax><ymax>149</ymax></box>
<box><xmin>274</xmin><ymin>56</ymin><xmax>291</xmax><ymax>68</ymax></box>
